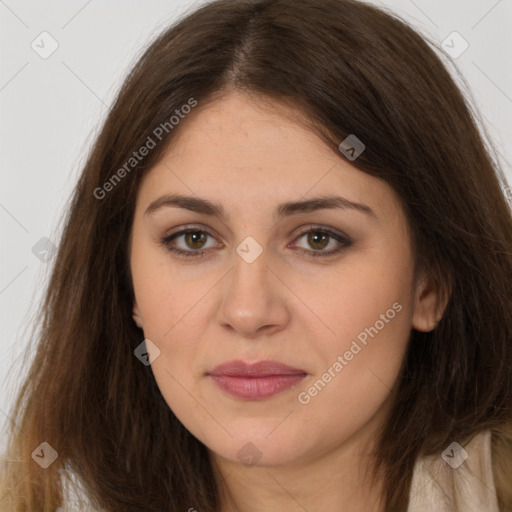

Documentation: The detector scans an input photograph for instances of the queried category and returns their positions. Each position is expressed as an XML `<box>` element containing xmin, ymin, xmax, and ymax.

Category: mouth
<box><xmin>207</xmin><ymin>360</ymin><xmax>307</xmax><ymax>400</ymax></box>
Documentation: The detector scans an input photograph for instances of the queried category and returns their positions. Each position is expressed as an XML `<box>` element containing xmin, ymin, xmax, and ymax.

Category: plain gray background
<box><xmin>1</xmin><ymin>0</ymin><xmax>511</xmax><ymax>452</ymax></box>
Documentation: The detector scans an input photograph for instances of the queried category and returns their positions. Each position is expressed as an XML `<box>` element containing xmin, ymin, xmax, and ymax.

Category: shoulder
<box><xmin>491</xmin><ymin>422</ymin><xmax>512</xmax><ymax>510</ymax></box>
<box><xmin>407</xmin><ymin>429</ymin><xmax>500</xmax><ymax>512</ymax></box>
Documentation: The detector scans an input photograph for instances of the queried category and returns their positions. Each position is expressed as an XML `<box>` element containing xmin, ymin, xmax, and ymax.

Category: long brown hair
<box><xmin>1</xmin><ymin>0</ymin><xmax>511</xmax><ymax>510</ymax></box>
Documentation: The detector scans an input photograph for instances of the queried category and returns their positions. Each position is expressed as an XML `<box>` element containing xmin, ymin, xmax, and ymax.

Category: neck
<box><xmin>210</xmin><ymin>430</ymin><xmax>386</xmax><ymax>512</ymax></box>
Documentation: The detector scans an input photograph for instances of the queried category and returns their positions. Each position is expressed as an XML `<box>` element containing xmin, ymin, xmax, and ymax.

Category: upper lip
<box><xmin>208</xmin><ymin>360</ymin><xmax>307</xmax><ymax>377</ymax></box>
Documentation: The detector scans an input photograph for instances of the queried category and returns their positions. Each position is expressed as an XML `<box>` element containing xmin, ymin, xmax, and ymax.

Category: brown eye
<box><xmin>292</xmin><ymin>227</ymin><xmax>352</xmax><ymax>258</ymax></box>
<box><xmin>305</xmin><ymin>231</ymin><xmax>330</xmax><ymax>251</ymax></box>
<box><xmin>160</xmin><ymin>229</ymin><xmax>219</xmax><ymax>258</ymax></box>
<box><xmin>183</xmin><ymin>231</ymin><xmax>208</xmax><ymax>250</ymax></box>
<box><xmin>160</xmin><ymin>225</ymin><xmax>352</xmax><ymax>260</ymax></box>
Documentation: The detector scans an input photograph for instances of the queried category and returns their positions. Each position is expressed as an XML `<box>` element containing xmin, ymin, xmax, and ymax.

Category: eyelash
<box><xmin>159</xmin><ymin>225</ymin><xmax>353</xmax><ymax>260</ymax></box>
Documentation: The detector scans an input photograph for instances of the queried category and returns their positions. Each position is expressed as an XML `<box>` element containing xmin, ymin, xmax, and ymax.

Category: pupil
<box><xmin>309</xmin><ymin>232</ymin><xmax>327</xmax><ymax>250</ymax></box>
<box><xmin>187</xmin><ymin>232</ymin><xmax>205</xmax><ymax>248</ymax></box>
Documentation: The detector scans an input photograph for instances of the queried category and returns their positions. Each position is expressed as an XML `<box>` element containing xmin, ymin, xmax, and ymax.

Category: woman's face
<box><xmin>129</xmin><ymin>91</ymin><xmax>438</xmax><ymax>469</ymax></box>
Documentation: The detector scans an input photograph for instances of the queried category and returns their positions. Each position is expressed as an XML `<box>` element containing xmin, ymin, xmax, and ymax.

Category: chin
<box><xmin>205</xmin><ymin>428</ymin><xmax>309</xmax><ymax>468</ymax></box>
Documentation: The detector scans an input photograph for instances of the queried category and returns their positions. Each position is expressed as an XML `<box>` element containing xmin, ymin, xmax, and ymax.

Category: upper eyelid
<box><xmin>164</xmin><ymin>224</ymin><xmax>221</xmax><ymax>242</ymax></box>
<box><xmin>165</xmin><ymin>224</ymin><xmax>349</xmax><ymax>246</ymax></box>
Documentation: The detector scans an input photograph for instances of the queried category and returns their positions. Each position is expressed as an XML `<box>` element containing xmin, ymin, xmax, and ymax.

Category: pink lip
<box><xmin>207</xmin><ymin>360</ymin><xmax>307</xmax><ymax>400</ymax></box>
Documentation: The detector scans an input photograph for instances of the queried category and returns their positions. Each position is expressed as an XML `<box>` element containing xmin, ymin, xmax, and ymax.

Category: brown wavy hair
<box><xmin>1</xmin><ymin>0</ymin><xmax>512</xmax><ymax>510</ymax></box>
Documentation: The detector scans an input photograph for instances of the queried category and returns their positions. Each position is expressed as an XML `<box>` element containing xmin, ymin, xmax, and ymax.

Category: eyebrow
<box><xmin>145</xmin><ymin>194</ymin><xmax>378</xmax><ymax>222</ymax></box>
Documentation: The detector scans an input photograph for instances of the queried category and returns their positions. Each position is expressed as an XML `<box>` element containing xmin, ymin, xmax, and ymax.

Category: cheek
<box><xmin>294</xmin><ymin>294</ymin><xmax>411</xmax><ymax>447</ymax></box>
<box><xmin>294</xmin><ymin>251</ymin><xmax>413</xmax><ymax>410</ymax></box>
<box><xmin>297</xmin><ymin>248</ymin><xmax>413</xmax><ymax>352</ymax></box>
<box><xmin>130</xmin><ymin>242</ymin><xmax>214</xmax><ymax>351</ymax></box>
<box><xmin>131</xmin><ymin>241</ymin><xmax>208</xmax><ymax>336</ymax></box>
<box><xmin>137</xmin><ymin>287</ymin><xmax>208</xmax><ymax>437</ymax></box>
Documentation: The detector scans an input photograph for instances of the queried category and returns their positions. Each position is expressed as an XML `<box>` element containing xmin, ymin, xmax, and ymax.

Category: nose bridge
<box><xmin>228</xmin><ymin>230</ymin><xmax>271</xmax><ymax>293</ymax></box>
<box><xmin>216</xmin><ymin>239</ymin><xmax>288</xmax><ymax>336</ymax></box>
<box><xmin>227</xmin><ymin>243</ymin><xmax>272</xmax><ymax>310</ymax></box>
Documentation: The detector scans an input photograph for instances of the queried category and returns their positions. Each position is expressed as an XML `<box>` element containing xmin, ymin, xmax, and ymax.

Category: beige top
<box><xmin>407</xmin><ymin>429</ymin><xmax>499</xmax><ymax>511</ymax></box>
<box><xmin>58</xmin><ymin>430</ymin><xmax>499</xmax><ymax>511</ymax></box>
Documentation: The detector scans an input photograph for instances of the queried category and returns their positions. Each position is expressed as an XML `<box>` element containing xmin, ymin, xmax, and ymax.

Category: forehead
<box><xmin>161</xmin><ymin>91</ymin><xmax>335</xmax><ymax>172</ymax></box>
<box><xmin>137</xmin><ymin>91</ymin><xmax>402</xmax><ymax>227</ymax></box>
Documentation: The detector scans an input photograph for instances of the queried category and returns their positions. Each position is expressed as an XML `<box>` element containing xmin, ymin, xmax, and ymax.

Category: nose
<box><xmin>215</xmin><ymin>248</ymin><xmax>290</xmax><ymax>339</ymax></box>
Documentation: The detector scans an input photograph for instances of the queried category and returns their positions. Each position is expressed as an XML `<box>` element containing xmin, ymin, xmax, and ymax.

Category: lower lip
<box><xmin>209</xmin><ymin>374</ymin><xmax>307</xmax><ymax>400</ymax></box>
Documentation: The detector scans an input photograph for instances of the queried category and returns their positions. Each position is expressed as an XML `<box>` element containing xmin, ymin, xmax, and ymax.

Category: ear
<box><xmin>132</xmin><ymin>301</ymin><xmax>144</xmax><ymax>329</ymax></box>
<box><xmin>411</xmin><ymin>270</ymin><xmax>451</xmax><ymax>332</ymax></box>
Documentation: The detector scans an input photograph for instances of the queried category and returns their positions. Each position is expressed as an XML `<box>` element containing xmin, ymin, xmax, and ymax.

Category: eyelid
<box><xmin>162</xmin><ymin>224</ymin><xmax>223</xmax><ymax>250</ymax></box>
<box><xmin>162</xmin><ymin>223</ymin><xmax>348</xmax><ymax>241</ymax></box>
<box><xmin>289</xmin><ymin>225</ymin><xmax>352</xmax><ymax>258</ymax></box>
<box><xmin>292</xmin><ymin>223</ymin><xmax>349</xmax><ymax>240</ymax></box>
<box><xmin>160</xmin><ymin>223</ymin><xmax>352</xmax><ymax>259</ymax></box>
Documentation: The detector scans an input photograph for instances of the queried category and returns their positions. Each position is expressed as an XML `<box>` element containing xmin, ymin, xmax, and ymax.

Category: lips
<box><xmin>208</xmin><ymin>359</ymin><xmax>306</xmax><ymax>377</ymax></box>
<box><xmin>207</xmin><ymin>360</ymin><xmax>307</xmax><ymax>400</ymax></box>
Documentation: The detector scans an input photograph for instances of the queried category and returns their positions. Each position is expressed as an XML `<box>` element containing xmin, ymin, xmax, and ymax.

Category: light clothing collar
<box><xmin>407</xmin><ymin>429</ymin><xmax>499</xmax><ymax>511</ymax></box>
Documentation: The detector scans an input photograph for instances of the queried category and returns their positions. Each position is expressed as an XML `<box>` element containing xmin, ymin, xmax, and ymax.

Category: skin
<box><xmin>129</xmin><ymin>90</ymin><xmax>447</xmax><ymax>512</ymax></box>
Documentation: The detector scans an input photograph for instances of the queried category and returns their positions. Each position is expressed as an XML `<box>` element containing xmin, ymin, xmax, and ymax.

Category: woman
<box><xmin>1</xmin><ymin>0</ymin><xmax>511</xmax><ymax>510</ymax></box>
